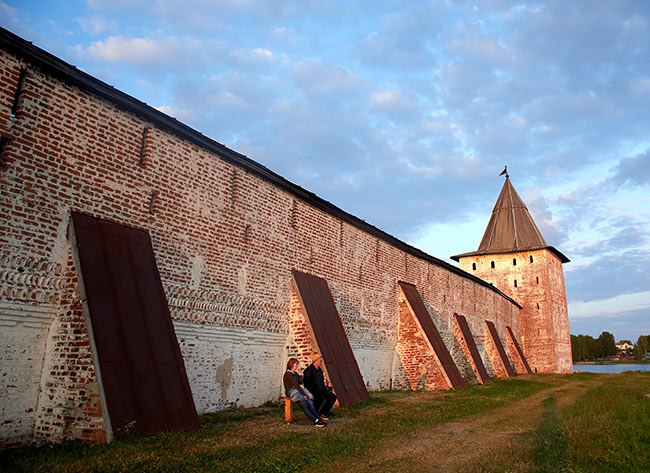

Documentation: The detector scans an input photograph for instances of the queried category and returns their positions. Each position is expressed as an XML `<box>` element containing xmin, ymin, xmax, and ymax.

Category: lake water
<box><xmin>573</xmin><ymin>363</ymin><xmax>650</xmax><ymax>373</ymax></box>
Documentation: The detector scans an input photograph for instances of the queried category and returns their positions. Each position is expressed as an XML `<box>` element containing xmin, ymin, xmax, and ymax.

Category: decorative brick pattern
<box><xmin>0</xmin><ymin>252</ymin><xmax>66</xmax><ymax>304</ymax></box>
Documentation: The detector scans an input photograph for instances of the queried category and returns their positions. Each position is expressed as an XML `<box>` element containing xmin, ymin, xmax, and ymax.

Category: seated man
<box><xmin>303</xmin><ymin>353</ymin><xmax>337</xmax><ymax>420</ymax></box>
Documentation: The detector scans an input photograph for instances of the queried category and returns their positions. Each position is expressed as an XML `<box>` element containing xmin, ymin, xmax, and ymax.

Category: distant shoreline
<box><xmin>574</xmin><ymin>360</ymin><xmax>650</xmax><ymax>365</ymax></box>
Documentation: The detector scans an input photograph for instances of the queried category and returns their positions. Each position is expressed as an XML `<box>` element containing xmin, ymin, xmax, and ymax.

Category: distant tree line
<box><xmin>634</xmin><ymin>335</ymin><xmax>650</xmax><ymax>361</ymax></box>
<box><xmin>571</xmin><ymin>332</ymin><xmax>650</xmax><ymax>362</ymax></box>
<box><xmin>571</xmin><ymin>332</ymin><xmax>616</xmax><ymax>362</ymax></box>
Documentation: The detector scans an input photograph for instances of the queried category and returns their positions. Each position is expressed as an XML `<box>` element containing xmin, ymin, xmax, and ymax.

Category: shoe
<box><xmin>314</xmin><ymin>420</ymin><xmax>326</xmax><ymax>427</ymax></box>
<box><xmin>319</xmin><ymin>415</ymin><xmax>329</xmax><ymax>421</ymax></box>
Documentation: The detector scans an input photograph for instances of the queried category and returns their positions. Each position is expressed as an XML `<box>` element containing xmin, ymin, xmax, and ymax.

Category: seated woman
<box><xmin>283</xmin><ymin>358</ymin><xmax>326</xmax><ymax>427</ymax></box>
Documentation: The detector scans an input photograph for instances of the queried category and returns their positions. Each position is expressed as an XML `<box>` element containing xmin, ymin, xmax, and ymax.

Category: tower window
<box><xmin>513</xmin><ymin>258</ymin><xmax>517</xmax><ymax>266</ymax></box>
<box><xmin>530</xmin><ymin>255</ymin><xmax>534</xmax><ymax>263</ymax></box>
<box><xmin>472</xmin><ymin>263</ymin><xmax>476</xmax><ymax>270</ymax></box>
<box><xmin>514</xmin><ymin>279</ymin><xmax>518</xmax><ymax>288</ymax></box>
<box><xmin>491</xmin><ymin>261</ymin><xmax>495</xmax><ymax>269</ymax></box>
<box><xmin>537</xmin><ymin>303</ymin><xmax>540</xmax><ymax>309</ymax></box>
<box><xmin>536</xmin><ymin>276</ymin><xmax>539</xmax><ymax>284</ymax></box>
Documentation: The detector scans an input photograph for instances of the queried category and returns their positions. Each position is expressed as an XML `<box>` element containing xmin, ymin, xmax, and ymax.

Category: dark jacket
<box><xmin>303</xmin><ymin>364</ymin><xmax>327</xmax><ymax>395</ymax></box>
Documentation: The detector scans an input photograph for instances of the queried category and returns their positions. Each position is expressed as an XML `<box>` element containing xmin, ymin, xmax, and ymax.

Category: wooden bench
<box><xmin>283</xmin><ymin>397</ymin><xmax>293</xmax><ymax>423</ymax></box>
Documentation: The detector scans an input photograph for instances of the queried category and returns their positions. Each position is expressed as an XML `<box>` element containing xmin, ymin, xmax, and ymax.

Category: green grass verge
<box><xmin>0</xmin><ymin>377</ymin><xmax>550</xmax><ymax>473</ymax></box>
<box><xmin>562</xmin><ymin>372</ymin><xmax>650</xmax><ymax>472</ymax></box>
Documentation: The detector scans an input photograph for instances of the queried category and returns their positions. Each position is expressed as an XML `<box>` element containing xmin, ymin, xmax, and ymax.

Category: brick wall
<box><xmin>395</xmin><ymin>297</ymin><xmax>449</xmax><ymax>390</ymax></box>
<box><xmin>1</xmin><ymin>43</ymin><xmax>522</xmax><ymax>445</ymax></box>
<box><xmin>484</xmin><ymin>321</ymin><xmax>513</xmax><ymax>378</ymax></box>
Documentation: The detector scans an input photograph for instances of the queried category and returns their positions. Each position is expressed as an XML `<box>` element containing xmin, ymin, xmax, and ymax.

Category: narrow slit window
<box><xmin>472</xmin><ymin>263</ymin><xmax>476</xmax><ymax>270</ymax></box>
<box><xmin>513</xmin><ymin>258</ymin><xmax>517</xmax><ymax>266</ymax></box>
<box><xmin>536</xmin><ymin>276</ymin><xmax>539</xmax><ymax>284</ymax></box>
<box><xmin>491</xmin><ymin>261</ymin><xmax>495</xmax><ymax>269</ymax></box>
<box><xmin>514</xmin><ymin>279</ymin><xmax>518</xmax><ymax>288</ymax></box>
<box><xmin>11</xmin><ymin>68</ymin><xmax>28</xmax><ymax>118</ymax></box>
<box><xmin>139</xmin><ymin>126</ymin><xmax>150</xmax><ymax>165</ymax></box>
<box><xmin>530</xmin><ymin>255</ymin><xmax>534</xmax><ymax>263</ymax></box>
<box><xmin>231</xmin><ymin>169</ymin><xmax>237</xmax><ymax>205</ymax></box>
<box><xmin>537</xmin><ymin>303</ymin><xmax>540</xmax><ymax>310</ymax></box>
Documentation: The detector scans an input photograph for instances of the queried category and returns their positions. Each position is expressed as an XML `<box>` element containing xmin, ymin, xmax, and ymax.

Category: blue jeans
<box><xmin>288</xmin><ymin>387</ymin><xmax>319</xmax><ymax>422</ymax></box>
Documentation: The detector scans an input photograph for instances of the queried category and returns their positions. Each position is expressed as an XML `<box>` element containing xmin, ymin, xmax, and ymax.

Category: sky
<box><xmin>2</xmin><ymin>0</ymin><xmax>649</xmax><ymax>343</ymax></box>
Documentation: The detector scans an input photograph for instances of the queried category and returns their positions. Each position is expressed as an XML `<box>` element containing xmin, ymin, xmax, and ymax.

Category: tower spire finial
<box><xmin>499</xmin><ymin>165</ymin><xmax>509</xmax><ymax>178</ymax></box>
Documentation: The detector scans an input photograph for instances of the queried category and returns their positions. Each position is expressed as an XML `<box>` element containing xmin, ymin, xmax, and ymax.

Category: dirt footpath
<box><xmin>318</xmin><ymin>375</ymin><xmax>609</xmax><ymax>473</ymax></box>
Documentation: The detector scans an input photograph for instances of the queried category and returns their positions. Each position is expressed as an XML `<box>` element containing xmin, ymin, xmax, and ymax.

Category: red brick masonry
<box><xmin>0</xmin><ymin>30</ymin><xmax>567</xmax><ymax>446</ymax></box>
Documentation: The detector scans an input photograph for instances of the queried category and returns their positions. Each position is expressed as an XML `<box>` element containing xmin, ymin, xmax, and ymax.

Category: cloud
<box><xmin>629</xmin><ymin>77</ymin><xmax>650</xmax><ymax>95</ymax></box>
<box><xmin>572</xmin><ymin>222</ymin><xmax>650</xmax><ymax>258</ymax></box>
<box><xmin>81</xmin><ymin>34</ymin><xmax>280</xmax><ymax>74</ymax></box>
<box><xmin>444</xmin><ymin>21</ymin><xmax>511</xmax><ymax>66</ymax></box>
<box><xmin>75</xmin><ymin>16</ymin><xmax>114</xmax><ymax>34</ymax></box>
<box><xmin>565</xmin><ymin>250</ymin><xmax>650</xmax><ymax>302</ymax></box>
<box><xmin>271</xmin><ymin>26</ymin><xmax>299</xmax><ymax>44</ymax></box>
<box><xmin>229</xmin><ymin>47</ymin><xmax>275</xmax><ymax>67</ymax></box>
<box><xmin>0</xmin><ymin>1</ymin><xmax>19</xmax><ymax>26</ymax></box>
<box><xmin>291</xmin><ymin>59</ymin><xmax>362</xmax><ymax>96</ymax></box>
<box><xmin>85</xmin><ymin>35</ymin><xmax>194</xmax><ymax>65</ymax></box>
<box><xmin>359</xmin><ymin>4</ymin><xmax>449</xmax><ymax>69</ymax></box>
<box><xmin>523</xmin><ymin>190</ymin><xmax>569</xmax><ymax>248</ymax></box>
<box><xmin>167</xmin><ymin>70</ymin><xmax>275</xmax><ymax>140</ymax></box>
<box><xmin>370</xmin><ymin>90</ymin><xmax>420</xmax><ymax>122</ymax></box>
<box><xmin>523</xmin><ymin>92</ymin><xmax>621</xmax><ymax>129</ymax></box>
<box><xmin>569</xmin><ymin>308</ymin><xmax>650</xmax><ymax>340</ymax></box>
<box><xmin>610</xmin><ymin>150</ymin><xmax>650</xmax><ymax>187</ymax></box>
<box><xmin>568</xmin><ymin>291</ymin><xmax>650</xmax><ymax>319</ymax></box>
<box><xmin>154</xmin><ymin>105</ymin><xmax>195</xmax><ymax>122</ymax></box>
<box><xmin>87</xmin><ymin>0</ymin><xmax>148</xmax><ymax>6</ymax></box>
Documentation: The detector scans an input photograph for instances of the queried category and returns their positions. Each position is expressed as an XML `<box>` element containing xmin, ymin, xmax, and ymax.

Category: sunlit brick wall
<box><xmin>0</xmin><ymin>45</ymin><xmax>522</xmax><ymax>446</ymax></box>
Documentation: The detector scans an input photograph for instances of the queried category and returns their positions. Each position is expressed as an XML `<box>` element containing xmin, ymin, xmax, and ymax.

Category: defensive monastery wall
<box><xmin>0</xmin><ymin>33</ymin><xmax>522</xmax><ymax>446</ymax></box>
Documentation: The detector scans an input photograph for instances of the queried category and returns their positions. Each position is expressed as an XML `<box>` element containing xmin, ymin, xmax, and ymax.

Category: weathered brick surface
<box><xmin>453</xmin><ymin>315</ymin><xmax>487</xmax><ymax>384</ymax></box>
<box><xmin>505</xmin><ymin>328</ymin><xmax>529</xmax><ymax>375</ymax></box>
<box><xmin>484</xmin><ymin>321</ymin><xmax>514</xmax><ymax>378</ymax></box>
<box><xmin>395</xmin><ymin>298</ymin><xmax>449</xmax><ymax>390</ymax></box>
<box><xmin>1</xmin><ymin>45</ymin><xmax>526</xmax><ymax>446</ymax></box>
<box><xmin>459</xmin><ymin>249</ymin><xmax>572</xmax><ymax>374</ymax></box>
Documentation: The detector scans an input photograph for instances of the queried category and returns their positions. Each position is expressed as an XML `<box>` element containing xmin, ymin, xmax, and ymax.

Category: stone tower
<box><xmin>451</xmin><ymin>175</ymin><xmax>572</xmax><ymax>373</ymax></box>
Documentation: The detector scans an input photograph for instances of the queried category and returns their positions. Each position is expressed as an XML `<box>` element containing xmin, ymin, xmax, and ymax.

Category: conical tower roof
<box><xmin>451</xmin><ymin>177</ymin><xmax>569</xmax><ymax>262</ymax></box>
<box><xmin>478</xmin><ymin>176</ymin><xmax>546</xmax><ymax>252</ymax></box>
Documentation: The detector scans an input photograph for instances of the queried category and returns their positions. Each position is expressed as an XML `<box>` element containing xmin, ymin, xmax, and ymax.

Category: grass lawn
<box><xmin>2</xmin><ymin>372</ymin><xmax>649</xmax><ymax>472</ymax></box>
